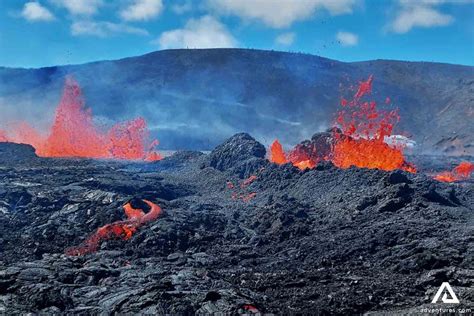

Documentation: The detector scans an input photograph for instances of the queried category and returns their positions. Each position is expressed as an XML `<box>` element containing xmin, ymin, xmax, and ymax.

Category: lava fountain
<box><xmin>0</xmin><ymin>77</ymin><xmax>162</xmax><ymax>161</ymax></box>
<box><xmin>332</xmin><ymin>76</ymin><xmax>416</xmax><ymax>172</ymax></box>
<box><xmin>270</xmin><ymin>76</ymin><xmax>416</xmax><ymax>173</ymax></box>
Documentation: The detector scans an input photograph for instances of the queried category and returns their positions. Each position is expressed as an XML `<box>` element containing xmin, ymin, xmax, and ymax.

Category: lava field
<box><xmin>0</xmin><ymin>133</ymin><xmax>473</xmax><ymax>314</ymax></box>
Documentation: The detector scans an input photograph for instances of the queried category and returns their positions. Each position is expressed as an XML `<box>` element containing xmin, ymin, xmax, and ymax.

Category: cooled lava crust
<box><xmin>0</xmin><ymin>134</ymin><xmax>473</xmax><ymax>314</ymax></box>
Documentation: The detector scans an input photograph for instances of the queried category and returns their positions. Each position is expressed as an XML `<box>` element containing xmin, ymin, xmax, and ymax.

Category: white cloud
<box><xmin>275</xmin><ymin>32</ymin><xmax>295</xmax><ymax>46</ymax></box>
<box><xmin>390</xmin><ymin>0</ymin><xmax>458</xmax><ymax>33</ymax></box>
<box><xmin>50</xmin><ymin>0</ymin><xmax>103</xmax><ymax>16</ymax></box>
<box><xmin>207</xmin><ymin>0</ymin><xmax>356</xmax><ymax>28</ymax></box>
<box><xmin>71</xmin><ymin>21</ymin><xmax>149</xmax><ymax>37</ymax></box>
<box><xmin>21</xmin><ymin>2</ymin><xmax>55</xmax><ymax>22</ymax></box>
<box><xmin>120</xmin><ymin>0</ymin><xmax>163</xmax><ymax>21</ymax></box>
<box><xmin>336</xmin><ymin>31</ymin><xmax>358</xmax><ymax>46</ymax></box>
<box><xmin>172</xmin><ymin>1</ymin><xmax>193</xmax><ymax>14</ymax></box>
<box><xmin>155</xmin><ymin>15</ymin><xmax>237</xmax><ymax>49</ymax></box>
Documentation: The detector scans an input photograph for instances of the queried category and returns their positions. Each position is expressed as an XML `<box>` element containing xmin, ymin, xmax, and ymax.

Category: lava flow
<box><xmin>434</xmin><ymin>161</ymin><xmax>474</xmax><ymax>182</ymax></box>
<box><xmin>0</xmin><ymin>77</ymin><xmax>162</xmax><ymax>161</ymax></box>
<box><xmin>65</xmin><ymin>199</ymin><xmax>162</xmax><ymax>256</ymax></box>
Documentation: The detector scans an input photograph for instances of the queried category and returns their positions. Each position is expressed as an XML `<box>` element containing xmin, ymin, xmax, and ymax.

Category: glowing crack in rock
<box><xmin>65</xmin><ymin>199</ymin><xmax>162</xmax><ymax>256</ymax></box>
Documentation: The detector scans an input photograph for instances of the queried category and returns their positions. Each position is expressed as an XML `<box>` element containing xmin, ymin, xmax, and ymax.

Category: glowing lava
<box><xmin>0</xmin><ymin>130</ymin><xmax>7</xmax><ymax>142</ymax></box>
<box><xmin>333</xmin><ymin>76</ymin><xmax>415</xmax><ymax>172</ymax></box>
<box><xmin>65</xmin><ymin>199</ymin><xmax>162</xmax><ymax>256</ymax></box>
<box><xmin>269</xmin><ymin>139</ymin><xmax>316</xmax><ymax>170</ymax></box>
<box><xmin>269</xmin><ymin>76</ymin><xmax>415</xmax><ymax>173</ymax></box>
<box><xmin>0</xmin><ymin>77</ymin><xmax>162</xmax><ymax>161</ymax></box>
<box><xmin>269</xmin><ymin>140</ymin><xmax>287</xmax><ymax>165</ymax></box>
<box><xmin>434</xmin><ymin>161</ymin><xmax>474</xmax><ymax>182</ymax></box>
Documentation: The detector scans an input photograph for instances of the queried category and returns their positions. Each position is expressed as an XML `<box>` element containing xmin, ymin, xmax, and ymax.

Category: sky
<box><xmin>0</xmin><ymin>0</ymin><xmax>473</xmax><ymax>68</ymax></box>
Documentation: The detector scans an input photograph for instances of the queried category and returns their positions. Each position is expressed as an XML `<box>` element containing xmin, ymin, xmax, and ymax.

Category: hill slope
<box><xmin>0</xmin><ymin>49</ymin><xmax>472</xmax><ymax>153</ymax></box>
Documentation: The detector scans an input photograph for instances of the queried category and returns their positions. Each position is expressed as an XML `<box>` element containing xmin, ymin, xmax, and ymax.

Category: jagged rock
<box><xmin>385</xmin><ymin>170</ymin><xmax>412</xmax><ymax>185</ymax></box>
<box><xmin>288</xmin><ymin>127</ymin><xmax>341</xmax><ymax>162</ymax></box>
<box><xmin>0</xmin><ymin>142</ymin><xmax>37</xmax><ymax>162</ymax></box>
<box><xmin>208</xmin><ymin>133</ymin><xmax>266</xmax><ymax>171</ymax></box>
<box><xmin>0</xmin><ymin>133</ymin><xmax>472</xmax><ymax>314</ymax></box>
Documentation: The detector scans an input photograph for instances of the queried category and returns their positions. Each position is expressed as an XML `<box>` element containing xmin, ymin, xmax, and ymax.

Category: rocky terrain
<box><xmin>0</xmin><ymin>134</ymin><xmax>473</xmax><ymax>314</ymax></box>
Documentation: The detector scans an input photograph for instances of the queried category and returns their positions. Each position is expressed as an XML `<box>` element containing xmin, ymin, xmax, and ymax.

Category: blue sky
<box><xmin>0</xmin><ymin>0</ymin><xmax>473</xmax><ymax>68</ymax></box>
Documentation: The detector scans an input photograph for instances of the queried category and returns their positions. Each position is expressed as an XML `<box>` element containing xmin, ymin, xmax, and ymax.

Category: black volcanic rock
<box><xmin>208</xmin><ymin>133</ymin><xmax>266</xmax><ymax>171</ymax></box>
<box><xmin>288</xmin><ymin>127</ymin><xmax>340</xmax><ymax>162</ymax></box>
<box><xmin>0</xmin><ymin>142</ymin><xmax>37</xmax><ymax>161</ymax></box>
<box><xmin>0</xmin><ymin>133</ymin><xmax>473</xmax><ymax>314</ymax></box>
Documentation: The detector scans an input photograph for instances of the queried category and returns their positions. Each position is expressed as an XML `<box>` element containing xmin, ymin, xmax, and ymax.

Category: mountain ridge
<box><xmin>0</xmin><ymin>48</ymin><xmax>472</xmax><ymax>153</ymax></box>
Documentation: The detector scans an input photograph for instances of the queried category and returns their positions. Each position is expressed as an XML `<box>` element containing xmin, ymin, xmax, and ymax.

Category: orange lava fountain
<box><xmin>65</xmin><ymin>199</ymin><xmax>162</xmax><ymax>256</ymax></box>
<box><xmin>434</xmin><ymin>161</ymin><xmax>474</xmax><ymax>182</ymax></box>
<box><xmin>269</xmin><ymin>140</ymin><xmax>287</xmax><ymax>165</ymax></box>
<box><xmin>269</xmin><ymin>76</ymin><xmax>415</xmax><ymax>173</ymax></box>
<box><xmin>332</xmin><ymin>76</ymin><xmax>416</xmax><ymax>172</ymax></box>
<box><xmin>0</xmin><ymin>77</ymin><xmax>162</xmax><ymax>161</ymax></box>
<box><xmin>269</xmin><ymin>139</ymin><xmax>316</xmax><ymax>170</ymax></box>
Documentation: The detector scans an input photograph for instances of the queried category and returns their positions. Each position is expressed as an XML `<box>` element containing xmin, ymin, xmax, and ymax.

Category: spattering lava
<box><xmin>270</xmin><ymin>75</ymin><xmax>416</xmax><ymax>173</ymax></box>
<box><xmin>65</xmin><ymin>199</ymin><xmax>162</xmax><ymax>256</ymax></box>
<box><xmin>0</xmin><ymin>77</ymin><xmax>162</xmax><ymax>161</ymax></box>
<box><xmin>434</xmin><ymin>161</ymin><xmax>474</xmax><ymax>182</ymax></box>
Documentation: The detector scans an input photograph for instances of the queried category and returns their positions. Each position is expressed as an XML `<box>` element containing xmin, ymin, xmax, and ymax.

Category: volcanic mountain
<box><xmin>0</xmin><ymin>49</ymin><xmax>473</xmax><ymax>154</ymax></box>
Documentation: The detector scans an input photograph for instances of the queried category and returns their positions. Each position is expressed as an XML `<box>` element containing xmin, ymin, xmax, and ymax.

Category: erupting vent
<box><xmin>270</xmin><ymin>75</ymin><xmax>416</xmax><ymax>173</ymax></box>
<box><xmin>333</xmin><ymin>76</ymin><xmax>415</xmax><ymax>172</ymax></box>
<box><xmin>0</xmin><ymin>78</ymin><xmax>162</xmax><ymax>161</ymax></box>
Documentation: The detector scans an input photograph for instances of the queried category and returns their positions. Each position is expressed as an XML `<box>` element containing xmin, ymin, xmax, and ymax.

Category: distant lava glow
<box><xmin>65</xmin><ymin>199</ymin><xmax>162</xmax><ymax>256</ymax></box>
<box><xmin>0</xmin><ymin>77</ymin><xmax>162</xmax><ymax>161</ymax></box>
<box><xmin>269</xmin><ymin>75</ymin><xmax>416</xmax><ymax>173</ymax></box>
<box><xmin>434</xmin><ymin>161</ymin><xmax>474</xmax><ymax>182</ymax></box>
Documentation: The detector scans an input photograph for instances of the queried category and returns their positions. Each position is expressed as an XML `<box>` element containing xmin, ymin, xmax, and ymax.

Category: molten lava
<box><xmin>332</xmin><ymin>76</ymin><xmax>416</xmax><ymax>173</ymax></box>
<box><xmin>241</xmin><ymin>175</ymin><xmax>258</xmax><ymax>188</ymax></box>
<box><xmin>268</xmin><ymin>76</ymin><xmax>415</xmax><ymax>173</ymax></box>
<box><xmin>269</xmin><ymin>139</ymin><xmax>316</xmax><ymax>170</ymax></box>
<box><xmin>65</xmin><ymin>199</ymin><xmax>162</xmax><ymax>256</ymax></box>
<box><xmin>0</xmin><ymin>130</ymin><xmax>7</xmax><ymax>142</ymax></box>
<box><xmin>0</xmin><ymin>77</ymin><xmax>162</xmax><ymax>161</ymax></box>
<box><xmin>269</xmin><ymin>140</ymin><xmax>287</xmax><ymax>165</ymax></box>
<box><xmin>434</xmin><ymin>161</ymin><xmax>474</xmax><ymax>182</ymax></box>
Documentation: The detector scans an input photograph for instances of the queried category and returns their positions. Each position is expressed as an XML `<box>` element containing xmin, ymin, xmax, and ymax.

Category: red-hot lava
<box><xmin>434</xmin><ymin>161</ymin><xmax>474</xmax><ymax>182</ymax></box>
<box><xmin>269</xmin><ymin>76</ymin><xmax>416</xmax><ymax>173</ymax></box>
<box><xmin>0</xmin><ymin>130</ymin><xmax>7</xmax><ymax>142</ymax></box>
<box><xmin>269</xmin><ymin>139</ymin><xmax>316</xmax><ymax>170</ymax></box>
<box><xmin>333</xmin><ymin>76</ymin><xmax>415</xmax><ymax>172</ymax></box>
<box><xmin>269</xmin><ymin>140</ymin><xmax>288</xmax><ymax>165</ymax></box>
<box><xmin>65</xmin><ymin>199</ymin><xmax>162</xmax><ymax>256</ymax></box>
<box><xmin>0</xmin><ymin>77</ymin><xmax>162</xmax><ymax>161</ymax></box>
<box><xmin>227</xmin><ymin>174</ymin><xmax>261</xmax><ymax>202</ymax></box>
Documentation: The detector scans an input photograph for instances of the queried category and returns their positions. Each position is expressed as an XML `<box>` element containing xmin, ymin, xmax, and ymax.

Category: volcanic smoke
<box><xmin>0</xmin><ymin>77</ymin><xmax>162</xmax><ymax>161</ymax></box>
